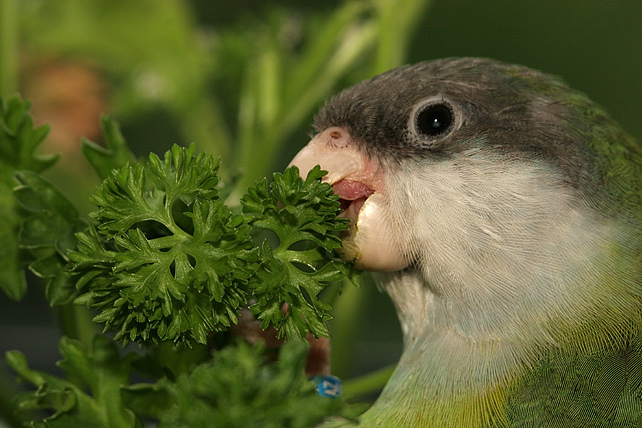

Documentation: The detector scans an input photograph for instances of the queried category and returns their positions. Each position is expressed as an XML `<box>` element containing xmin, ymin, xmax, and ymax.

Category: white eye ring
<box><xmin>409</xmin><ymin>96</ymin><xmax>461</xmax><ymax>141</ymax></box>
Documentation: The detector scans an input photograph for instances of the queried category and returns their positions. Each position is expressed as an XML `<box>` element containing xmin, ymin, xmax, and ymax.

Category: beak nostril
<box><xmin>330</xmin><ymin>130</ymin><xmax>342</xmax><ymax>139</ymax></box>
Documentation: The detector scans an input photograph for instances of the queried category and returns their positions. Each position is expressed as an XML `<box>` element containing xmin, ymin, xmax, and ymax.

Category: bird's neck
<box><xmin>366</xmin><ymin>227</ymin><xmax>641</xmax><ymax>428</ymax></box>
<box><xmin>365</xmin><ymin>270</ymin><xmax>521</xmax><ymax>427</ymax></box>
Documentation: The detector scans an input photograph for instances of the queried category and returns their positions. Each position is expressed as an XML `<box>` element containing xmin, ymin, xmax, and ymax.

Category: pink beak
<box><xmin>289</xmin><ymin>126</ymin><xmax>409</xmax><ymax>272</ymax></box>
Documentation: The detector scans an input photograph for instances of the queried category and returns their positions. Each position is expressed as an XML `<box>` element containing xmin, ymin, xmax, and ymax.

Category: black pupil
<box><xmin>417</xmin><ymin>104</ymin><xmax>452</xmax><ymax>136</ymax></box>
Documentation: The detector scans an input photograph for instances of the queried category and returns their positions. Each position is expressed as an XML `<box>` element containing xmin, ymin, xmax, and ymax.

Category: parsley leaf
<box><xmin>71</xmin><ymin>142</ymin><xmax>354</xmax><ymax>346</ymax></box>
<box><xmin>81</xmin><ymin>116</ymin><xmax>136</xmax><ymax>180</ymax></box>
<box><xmin>13</xmin><ymin>171</ymin><xmax>86</xmax><ymax>305</ymax></box>
<box><xmin>7</xmin><ymin>337</ymin><xmax>361</xmax><ymax>428</ymax></box>
<box><xmin>6</xmin><ymin>336</ymin><xmax>139</xmax><ymax>428</ymax></box>
<box><xmin>243</xmin><ymin>166</ymin><xmax>353</xmax><ymax>340</ymax></box>
<box><xmin>3</xmin><ymin>100</ymin><xmax>363</xmax><ymax>427</ymax></box>
<box><xmin>0</xmin><ymin>95</ymin><xmax>58</xmax><ymax>172</ymax></box>
<box><xmin>0</xmin><ymin>95</ymin><xmax>60</xmax><ymax>300</ymax></box>
<box><xmin>154</xmin><ymin>340</ymin><xmax>356</xmax><ymax>428</ymax></box>
<box><xmin>70</xmin><ymin>144</ymin><xmax>257</xmax><ymax>346</ymax></box>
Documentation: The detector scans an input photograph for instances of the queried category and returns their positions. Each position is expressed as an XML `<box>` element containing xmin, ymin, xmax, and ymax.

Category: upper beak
<box><xmin>289</xmin><ymin>126</ymin><xmax>374</xmax><ymax>186</ymax></box>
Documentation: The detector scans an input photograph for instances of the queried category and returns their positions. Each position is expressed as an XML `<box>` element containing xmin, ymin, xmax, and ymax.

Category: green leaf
<box><xmin>6</xmin><ymin>336</ymin><xmax>139</xmax><ymax>428</ymax></box>
<box><xmin>12</xmin><ymin>172</ymin><xmax>82</xmax><ymax>250</ymax></box>
<box><xmin>156</xmin><ymin>340</ymin><xmax>357</xmax><ymax>428</ymax></box>
<box><xmin>89</xmin><ymin>143</ymin><xmax>219</xmax><ymax>239</ymax></box>
<box><xmin>81</xmin><ymin>116</ymin><xmax>136</xmax><ymax>180</ymax></box>
<box><xmin>45</xmin><ymin>269</ymin><xmax>78</xmax><ymax>306</ymax></box>
<box><xmin>120</xmin><ymin>383</ymin><xmax>172</xmax><ymax>421</ymax></box>
<box><xmin>0</xmin><ymin>94</ymin><xmax>58</xmax><ymax>300</ymax></box>
<box><xmin>0</xmin><ymin>204</ymin><xmax>27</xmax><ymax>299</ymax></box>
<box><xmin>69</xmin><ymin>141</ymin><xmax>356</xmax><ymax>347</ymax></box>
<box><xmin>0</xmin><ymin>95</ymin><xmax>58</xmax><ymax>173</ymax></box>
<box><xmin>243</xmin><ymin>165</ymin><xmax>355</xmax><ymax>340</ymax></box>
<box><xmin>13</xmin><ymin>171</ymin><xmax>86</xmax><ymax>306</ymax></box>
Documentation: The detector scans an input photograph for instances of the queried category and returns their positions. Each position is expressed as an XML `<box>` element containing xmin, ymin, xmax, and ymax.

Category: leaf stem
<box><xmin>56</xmin><ymin>304</ymin><xmax>98</xmax><ymax>349</ymax></box>
<box><xmin>179</xmin><ymin>98</ymin><xmax>233</xmax><ymax>173</ymax></box>
<box><xmin>329</xmin><ymin>282</ymin><xmax>366</xmax><ymax>378</ymax></box>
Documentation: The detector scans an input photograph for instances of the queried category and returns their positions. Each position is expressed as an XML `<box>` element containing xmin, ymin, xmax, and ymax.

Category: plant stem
<box><xmin>373</xmin><ymin>0</ymin><xmax>434</xmax><ymax>74</ymax></box>
<box><xmin>56</xmin><ymin>304</ymin><xmax>98</xmax><ymax>349</ymax></box>
<box><xmin>236</xmin><ymin>6</ymin><xmax>376</xmax><ymax>192</ymax></box>
<box><xmin>329</xmin><ymin>282</ymin><xmax>367</xmax><ymax>379</ymax></box>
<box><xmin>179</xmin><ymin>97</ymin><xmax>233</xmax><ymax>173</ymax></box>
<box><xmin>0</xmin><ymin>0</ymin><xmax>18</xmax><ymax>96</ymax></box>
<box><xmin>0</xmin><ymin>366</ymin><xmax>24</xmax><ymax>428</ymax></box>
<box><xmin>0</xmin><ymin>5</ymin><xmax>23</xmax><ymax>425</ymax></box>
<box><xmin>341</xmin><ymin>364</ymin><xmax>396</xmax><ymax>401</ymax></box>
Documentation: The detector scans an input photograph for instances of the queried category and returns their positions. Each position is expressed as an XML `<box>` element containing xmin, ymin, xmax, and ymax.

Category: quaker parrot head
<box><xmin>290</xmin><ymin>59</ymin><xmax>642</xmax><ymax>427</ymax></box>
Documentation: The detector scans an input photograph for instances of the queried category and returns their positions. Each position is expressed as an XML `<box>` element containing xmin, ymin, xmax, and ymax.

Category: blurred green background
<box><xmin>1</xmin><ymin>0</ymin><xmax>641</xmax><ymax>424</ymax></box>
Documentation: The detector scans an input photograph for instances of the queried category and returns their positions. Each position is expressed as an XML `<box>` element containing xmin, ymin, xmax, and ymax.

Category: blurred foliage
<box><xmin>9</xmin><ymin>0</ymin><xmax>641</xmax><ymax>200</ymax></box>
<box><xmin>0</xmin><ymin>96</ymin><xmax>57</xmax><ymax>301</ymax></box>
<box><xmin>16</xmin><ymin>0</ymin><xmax>431</xmax><ymax>189</ymax></box>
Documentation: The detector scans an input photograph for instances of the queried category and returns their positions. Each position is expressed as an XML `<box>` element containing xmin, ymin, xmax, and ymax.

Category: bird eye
<box><xmin>415</xmin><ymin>103</ymin><xmax>454</xmax><ymax>137</ymax></box>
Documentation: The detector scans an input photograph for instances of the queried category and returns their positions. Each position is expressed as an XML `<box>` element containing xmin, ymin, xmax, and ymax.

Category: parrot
<box><xmin>289</xmin><ymin>57</ymin><xmax>642</xmax><ymax>427</ymax></box>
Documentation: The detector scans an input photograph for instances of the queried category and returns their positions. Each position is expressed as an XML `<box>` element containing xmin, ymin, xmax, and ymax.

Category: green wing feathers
<box><xmin>507</xmin><ymin>335</ymin><xmax>642</xmax><ymax>427</ymax></box>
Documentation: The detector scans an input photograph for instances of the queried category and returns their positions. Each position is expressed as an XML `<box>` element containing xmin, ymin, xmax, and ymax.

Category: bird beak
<box><xmin>289</xmin><ymin>127</ymin><xmax>381</xmax><ymax>227</ymax></box>
<box><xmin>289</xmin><ymin>126</ymin><xmax>370</xmax><ymax>186</ymax></box>
<box><xmin>289</xmin><ymin>127</ymin><xmax>409</xmax><ymax>271</ymax></box>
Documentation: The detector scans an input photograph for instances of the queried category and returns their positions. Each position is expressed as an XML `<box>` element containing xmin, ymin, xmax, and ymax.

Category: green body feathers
<box><xmin>507</xmin><ymin>338</ymin><xmax>642</xmax><ymax>427</ymax></box>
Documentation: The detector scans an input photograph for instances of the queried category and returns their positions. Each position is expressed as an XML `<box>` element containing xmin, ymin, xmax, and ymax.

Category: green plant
<box><xmin>2</xmin><ymin>94</ymin><xmax>361</xmax><ymax>427</ymax></box>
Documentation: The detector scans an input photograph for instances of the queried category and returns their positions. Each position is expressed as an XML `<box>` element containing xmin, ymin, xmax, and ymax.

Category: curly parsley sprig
<box><xmin>243</xmin><ymin>166</ymin><xmax>351</xmax><ymax>340</ymax></box>
<box><xmin>69</xmin><ymin>145</ymin><xmax>353</xmax><ymax>346</ymax></box>
<box><xmin>70</xmin><ymin>145</ymin><xmax>256</xmax><ymax>345</ymax></box>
